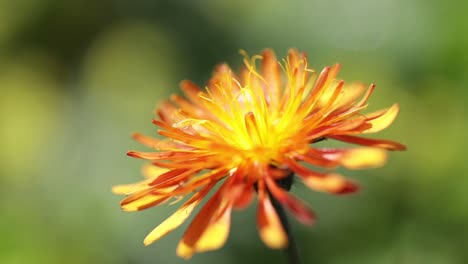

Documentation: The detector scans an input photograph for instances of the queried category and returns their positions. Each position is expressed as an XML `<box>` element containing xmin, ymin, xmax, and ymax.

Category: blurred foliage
<box><xmin>1</xmin><ymin>0</ymin><xmax>467</xmax><ymax>263</ymax></box>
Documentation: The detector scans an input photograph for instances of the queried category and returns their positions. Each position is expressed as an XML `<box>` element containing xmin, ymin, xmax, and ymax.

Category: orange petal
<box><xmin>286</xmin><ymin>158</ymin><xmax>358</xmax><ymax>194</ymax></box>
<box><xmin>148</xmin><ymin>168</ymin><xmax>194</xmax><ymax>187</ymax></box>
<box><xmin>127</xmin><ymin>150</ymin><xmax>176</xmax><ymax>160</ymax></box>
<box><xmin>131</xmin><ymin>133</ymin><xmax>177</xmax><ymax>150</ymax></box>
<box><xmin>190</xmin><ymin>204</ymin><xmax>232</xmax><ymax>254</ymax></box>
<box><xmin>232</xmin><ymin>184</ymin><xmax>254</xmax><ymax>209</ymax></box>
<box><xmin>170</xmin><ymin>94</ymin><xmax>206</xmax><ymax>119</ymax></box>
<box><xmin>356</xmin><ymin>84</ymin><xmax>376</xmax><ymax>107</ymax></box>
<box><xmin>329</xmin><ymin>135</ymin><xmax>407</xmax><ymax>151</ymax></box>
<box><xmin>222</xmin><ymin>166</ymin><xmax>255</xmax><ymax>209</ymax></box>
<box><xmin>261</xmin><ymin>49</ymin><xmax>281</xmax><ymax>107</ymax></box>
<box><xmin>167</xmin><ymin>168</ymin><xmax>229</xmax><ymax>197</ymax></box>
<box><xmin>297</xmin><ymin>66</ymin><xmax>331</xmax><ymax>115</ymax></box>
<box><xmin>315</xmin><ymin>63</ymin><xmax>342</xmax><ymax>107</ymax></box>
<box><xmin>143</xmin><ymin>183</ymin><xmax>215</xmax><ymax>246</ymax></box>
<box><xmin>305</xmin><ymin>116</ymin><xmax>366</xmax><ymax>141</ymax></box>
<box><xmin>257</xmin><ymin>194</ymin><xmax>288</xmax><ymax>248</ymax></box>
<box><xmin>319</xmin><ymin>80</ymin><xmax>345</xmax><ymax>112</ymax></box>
<box><xmin>265</xmin><ymin>176</ymin><xmax>315</xmax><ymax>224</ymax></box>
<box><xmin>156</xmin><ymin>101</ymin><xmax>179</xmax><ymax>123</ymax></box>
<box><xmin>176</xmin><ymin>183</ymin><xmax>228</xmax><ymax>259</ymax></box>
<box><xmin>295</xmin><ymin>152</ymin><xmax>339</xmax><ymax>168</ymax></box>
<box><xmin>362</xmin><ymin>103</ymin><xmax>400</xmax><ymax>134</ymax></box>
<box><xmin>179</xmin><ymin>80</ymin><xmax>205</xmax><ymax>106</ymax></box>
<box><xmin>120</xmin><ymin>188</ymin><xmax>175</xmax><ymax>212</ymax></box>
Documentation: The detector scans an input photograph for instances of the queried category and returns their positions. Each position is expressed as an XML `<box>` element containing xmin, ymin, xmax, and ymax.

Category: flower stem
<box><xmin>269</xmin><ymin>191</ymin><xmax>302</xmax><ymax>264</ymax></box>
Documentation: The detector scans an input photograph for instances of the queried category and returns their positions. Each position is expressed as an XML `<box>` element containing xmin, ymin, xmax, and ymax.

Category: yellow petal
<box><xmin>192</xmin><ymin>204</ymin><xmax>232</xmax><ymax>253</ymax></box>
<box><xmin>176</xmin><ymin>242</ymin><xmax>193</xmax><ymax>260</ymax></box>
<box><xmin>143</xmin><ymin>199</ymin><xmax>199</xmax><ymax>245</ymax></box>
<box><xmin>339</xmin><ymin>83</ymin><xmax>367</xmax><ymax>107</ymax></box>
<box><xmin>302</xmin><ymin>173</ymin><xmax>357</xmax><ymax>194</ymax></box>
<box><xmin>120</xmin><ymin>186</ymin><xmax>176</xmax><ymax>212</ymax></box>
<box><xmin>144</xmin><ymin>183</ymin><xmax>215</xmax><ymax>246</ymax></box>
<box><xmin>112</xmin><ymin>178</ymin><xmax>152</xmax><ymax>195</ymax></box>
<box><xmin>257</xmin><ymin>197</ymin><xmax>288</xmax><ymax>249</ymax></box>
<box><xmin>363</xmin><ymin>103</ymin><xmax>399</xmax><ymax>133</ymax></box>
<box><xmin>141</xmin><ymin>164</ymin><xmax>169</xmax><ymax>179</ymax></box>
<box><xmin>121</xmin><ymin>192</ymin><xmax>170</xmax><ymax>212</ymax></box>
<box><xmin>340</xmin><ymin>147</ymin><xmax>387</xmax><ymax>169</ymax></box>
<box><xmin>176</xmin><ymin>183</ymin><xmax>226</xmax><ymax>259</ymax></box>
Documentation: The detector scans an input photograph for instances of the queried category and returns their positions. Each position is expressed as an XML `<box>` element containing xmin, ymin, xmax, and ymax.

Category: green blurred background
<box><xmin>1</xmin><ymin>0</ymin><xmax>467</xmax><ymax>263</ymax></box>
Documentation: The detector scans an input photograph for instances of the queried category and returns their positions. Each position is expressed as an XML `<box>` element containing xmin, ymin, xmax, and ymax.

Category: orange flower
<box><xmin>113</xmin><ymin>49</ymin><xmax>406</xmax><ymax>259</ymax></box>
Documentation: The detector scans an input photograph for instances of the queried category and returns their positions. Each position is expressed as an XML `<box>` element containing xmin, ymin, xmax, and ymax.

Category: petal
<box><xmin>338</xmin><ymin>82</ymin><xmax>367</xmax><ymax>108</ymax></box>
<box><xmin>231</xmin><ymin>184</ymin><xmax>254</xmax><ymax>209</ymax></box>
<box><xmin>317</xmin><ymin>80</ymin><xmax>345</xmax><ymax>114</ymax></box>
<box><xmin>170</xmin><ymin>94</ymin><xmax>207</xmax><ymax>119</ymax></box>
<box><xmin>127</xmin><ymin>150</ymin><xmax>177</xmax><ymax>160</ymax></box>
<box><xmin>339</xmin><ymin>147</ymin><xmax>387</xmax><ymax>169</ymax></box>
<box><xmin>304</xmin><ymin>147</ymin><xmax>388</xmax><ymax>169</ymax></box>
<box><xmin>156</xmin><ymin>101</ymin><xmax>179</xmax><ymax>124</ymax></box>
<box><xmin>286</xmin><ymin>158</ymin><xmax>358</xmax><ymax>194</ymax></box>
<box><xmin>113</xmin><ymin>165</ymin><xmax>168</xmax><ymax>195</ymax></box>
<box><xmin>176</xmin><ymin>183</ymin><xmax>230</xmax><ymax>259</ymax></box>
<box><xmin>190</xmin><ymin>204</ymin><xmax>232</xmax><ymax>254</ymax></box>
<box><xmin>208</xmin><ymin>64</ymin><xmax>240</xmax><ymax>95</ymax></box>
<box><xmin>301</xmin><ymin>173</ymin><xmax>358</xmax><ymax>194</ymax></box>
<box><xmin>329</xmin><ymin>135</ymin><xmax>407</xmax><ymax>151</ymax></box>
<box><xmin>112</xmin><ymin>179</ymin><xmax>150</xmax><ymax>195</ymax></box>
<box><xmin>179</xmin><ymin>80</ymin><xmax>205</xmax><ymax>107</ymax></box>
<box><xmin>315</xmin><ymin>64</ymin><xmax>343</xmax><ymax>108</ymax></box>
<box><xmin>294</xmin><ymin>152</ymin><xmax>339</xmax><ymax>168</ymax></box>
<box><xmin>167</xmin><ymin>168</ymin><xmax>230</xmax><ymax>197</ymax></box>
<box><xmin>305</xmin><ymin>116</ymin><xmax>366</xmax><ymax>141</ymax></box>
<box><xmin>257</xmin><ymin>193</ymin><xmax>288</xmax><ymax>248</ymax></box>
<box><xmin>356</xmin><ymin>83</ymin><xmax>376</xmax><ymax>107</ymax></box>
<box><xmin>141</xmin><ymin>163</ymin><xmax>169</xmax><ymax>179</ymax></box>
<box><xmin>261</xmin><ymin>49</ymin><xmax>281</xmax><ymax>107</ymax></box>
<box><xmin>143</xmin><ymin>183</ymin><xmax>215</xmax><ymax>246</ymax></box>
<box><xmin>148</xmin><ymin>168</ymin><xmax>195</xmax><ymax>187</ymax></box>
<box><xmin>222</xmin><ymin>166</ymin><xmax>255</xmax><ymax>209</ymax></box>
<box><xmin>131</xmin><ymin>133</ymin><xmax>177</xmax><ymax>150</ymax></box>
<box><xmin>362</xmin><ymin>103</ymin><xmax>400</xmax><ymax>134</ymax></box>
<box><xmin>297</xmin><ymin>66</ymin><xmax>331</xmax><ymax>116</ymax></box>
<box><xmin>265</xmin><ymin>176</ymin><xmax>315</xmax><ymax>225</ymax></box>
<box><xmin>120</xmin><ymin>188</ymin><xmax>175</xmax><ymax>212</ymax></box>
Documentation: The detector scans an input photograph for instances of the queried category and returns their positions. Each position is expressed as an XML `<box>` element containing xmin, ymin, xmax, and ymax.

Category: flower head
<box><xmin>113</xmin><ymin>49</ymin><xmax>406</xmax><ymax>259</ymax></box>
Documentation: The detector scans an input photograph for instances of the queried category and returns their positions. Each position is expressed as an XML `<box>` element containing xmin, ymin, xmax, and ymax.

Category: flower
<box><xmin>113</xmin><ymin>49</ymin><xmax>406</xmax><ymax>259</ymax></box>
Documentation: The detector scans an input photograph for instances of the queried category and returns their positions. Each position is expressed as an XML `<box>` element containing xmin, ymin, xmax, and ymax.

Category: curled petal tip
<box><xmin>394</xmin><ymin>143</ymin><xmax>407</xmax><ymax>151</ymax></box>
<box><xmin>322</xmin><ymin>66</ymin><xmax>331</xmax><ymax>74</ymax></box>
<box><xmin>127</xmin><ymin>151</ymin><xmax>138</xmax><ymax>158</ymax></box>
<box><xmin>336</xmin><ymin>182</ymin><xmax>360</xmax><ymax>195</ymax></box>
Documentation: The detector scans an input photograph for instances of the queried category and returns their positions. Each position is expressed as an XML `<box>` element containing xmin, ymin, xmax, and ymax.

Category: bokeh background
<box><xmin>1</xmin><ymin>0</ymin><xmax>467</xmax><ymax>263</ymax></box>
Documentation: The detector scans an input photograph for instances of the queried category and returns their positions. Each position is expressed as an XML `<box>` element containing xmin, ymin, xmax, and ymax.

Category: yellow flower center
<box><xmin>175</xmin><ymin>53</ymin><xmax>314</xmax><ymax>167</ymax></box>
